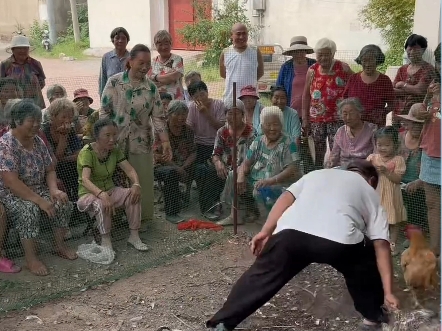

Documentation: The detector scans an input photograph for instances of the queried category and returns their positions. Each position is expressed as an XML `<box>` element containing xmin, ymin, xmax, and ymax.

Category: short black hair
<box><xmin>10</xmin><ymin>99</ymin><xmax>41</xmax><ymax>128</ymax></box>
<box><xmin>404</xmin><ymin>34</ymin><xmax>428</xmax><ymax>50</ymax></box>
<box><xmin>110</xmin><ymin>27</ymin><xmax>130</xmax><ymax>43</ymax></box>
<box><xmin>93</xmin><ymin>118</ymin><xmax>117</xmax><ymax>140</ymax></box>
<box><xmin>188</xmin><ymin>81</ymin><xmax>208</xmax><ymax>97</ymax></box>
<box><xmin>0</xmin><ymin>77</ymin><xmax>19</xmax><ymax>92</ymax></box>
<box><xmin>270</xmin><ymin>85</ymin><xmax>287</xmax><ymax>98</ymax></box>
<box><xmin>374</xmin><ymin>126</ymin><xmax>400</xmax><ymax>151</ymax></box>
<box><xmin>160</xmin><ymin>92</ymin><xmax>173</xmax><ymax>101</ymax></box>
<box><xmin>346</xmin><ymin>159</ymin><xmax>379</xmax><ymax>189</ymax></box>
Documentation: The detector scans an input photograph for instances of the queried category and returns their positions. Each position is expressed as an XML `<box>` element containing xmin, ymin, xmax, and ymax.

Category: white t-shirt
<box><xmin>274</xmin><ymin>169</ymin><xmax>389</xmax><ymax>245</ymax></box>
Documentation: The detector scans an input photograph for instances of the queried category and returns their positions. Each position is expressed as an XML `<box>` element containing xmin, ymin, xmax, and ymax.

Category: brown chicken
<box><xmin>401</xmin><ymin>225</ymin><xmax>439</xmax><ymax>308</ymax></box>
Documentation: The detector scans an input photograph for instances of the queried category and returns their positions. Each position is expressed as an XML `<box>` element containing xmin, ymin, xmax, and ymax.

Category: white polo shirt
<box><xmin>274</xmin><ymin>169</ymin><xmax>389</xmax><ymax>244</ymax></box>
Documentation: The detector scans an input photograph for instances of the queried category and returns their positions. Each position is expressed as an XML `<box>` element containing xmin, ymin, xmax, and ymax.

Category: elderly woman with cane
<box><xmin>207</xmin><ymin>160</ymin><xmax>399</xmax><ymax>331</ymax></box>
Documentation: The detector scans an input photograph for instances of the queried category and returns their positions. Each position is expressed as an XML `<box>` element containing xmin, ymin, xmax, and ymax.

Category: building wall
<box><xmin>413</xmin><ymin>0</ymin><xmax>440</xmax><ymax>49</ymax></box>
<box><xmin>240</xmin><ymin>0</ymin><xmax>386</xmax><ymax>52</ymax></box>
<box><xmin>88</xmin><ymin>0</ymin><xmax>167</xmax><ymax>49</ymax></box>
<box><xmin>0</xmin><ymin>0</ymin><xmax>86</xmax><ymax>41</ymax></box>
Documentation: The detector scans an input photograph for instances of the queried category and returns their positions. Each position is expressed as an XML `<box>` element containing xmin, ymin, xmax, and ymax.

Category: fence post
<box><xmin>232</xmin><ymin>82</ymin><xmax>238</xmax><ymax>235</ymax></box>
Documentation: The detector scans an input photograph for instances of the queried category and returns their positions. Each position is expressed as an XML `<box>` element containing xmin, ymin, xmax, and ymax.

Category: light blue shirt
<box><xmin>99</xmin><ymin>49</ymin><xmax>129</xmax><ymax>96</ymax></box>
<box><xmin>256</xmin><ymin>106</ymin><xmax>301</xmax><ymax>141</ymax></box>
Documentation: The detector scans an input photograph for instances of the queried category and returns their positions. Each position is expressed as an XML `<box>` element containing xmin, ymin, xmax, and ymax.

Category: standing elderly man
<box><xmin>206</xmin><ymin>160</ymin><xmax>399</xmax><ymax>331</ymax></box>
<box><xmin>220</xmin><ymin>23</ymin><xmax>264</xmax><ymax>103</ymax></box>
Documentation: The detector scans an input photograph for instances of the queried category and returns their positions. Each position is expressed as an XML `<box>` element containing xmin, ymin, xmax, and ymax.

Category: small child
<box><xmin>160</xmin><ymin>92</ymin><xmax>172</xmax><ymax>112</ymax></box>
<box><xmin>367</xmin><ymin>126</ymin><xmax>407</xmax><ymax>254</ymax></box>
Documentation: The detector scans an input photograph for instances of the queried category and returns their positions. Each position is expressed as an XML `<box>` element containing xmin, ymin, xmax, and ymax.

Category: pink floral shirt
<box><xmin>149</xmin><ymin>53</ymin><xmax>184</xmax><ymax>100</ymax></box>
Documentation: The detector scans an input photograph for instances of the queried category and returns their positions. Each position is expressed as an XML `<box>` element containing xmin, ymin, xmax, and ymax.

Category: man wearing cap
<box><xmin>0</xmin><ymin>35</ymin><xmax>46</xmax><ymax>109</ymax></box>
<box><xmin>73</xmin><ymin>88</ymin><xmax>96</xmax><ymax>135</ymax></box>
<box><xmin>276</xmin><ymin>36</ymin><xmax>316</xmax><ymax>120</ymax></box>
<box><xmin>206</xmin><ymin>161</ymin><xmax>399</xmax><ymax>331</ymax></box>
<box><xmin>220</xmin><ymin>23</ymin><xmax>264</xmax><ymax>103</ymax></box>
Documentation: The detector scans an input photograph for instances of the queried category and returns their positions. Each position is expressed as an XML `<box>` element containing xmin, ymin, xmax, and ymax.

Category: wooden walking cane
<box><xmin>232</xmin><ymin>82</ymin><xmax>238</xmax><ymax>235</ymax></box>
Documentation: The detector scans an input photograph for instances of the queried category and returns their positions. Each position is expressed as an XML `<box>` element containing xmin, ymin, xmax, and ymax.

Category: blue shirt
<box><xmin>99</xmin><ymin>49</ymin><xmax>129</xmax><ymax>96</ymax></box>
<box><xmin>276</xmin><ymin>58</ymin><xmax>316</xmax><ymax>106</ymax></box>
<box><xmin>256</xmin><ymin>106</ymin><xmax>301</xmax><ymax>141</ymax></box>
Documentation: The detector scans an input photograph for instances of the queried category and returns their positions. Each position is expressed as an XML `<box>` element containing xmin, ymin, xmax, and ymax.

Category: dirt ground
<box><xmin>0</xmin><ymin>231</ymin><xmax>440</xmax><ymax>331</ymax></box>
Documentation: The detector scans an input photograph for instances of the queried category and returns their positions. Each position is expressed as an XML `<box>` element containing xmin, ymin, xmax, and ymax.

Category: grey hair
<box><xmin>355</xmin><ymin>44</ymin><xmax>385</xmax><ymax>66</ymax></box>
<box><xmin>154</xmin><ymin>30</ymin><xmax>172</xmax><ymax>44</ymax></box>
<box><xmin>9</xmin><ymin>99</ymin><xmax>42</xmax><ymax>128</ymax></box>
<box><xmin>260</xmin><ymin>106</ymin><xmax>284</xmax><ymax>126</ymax></box>
<box><xmin>314</xmin><ymin>38</ymin><xmax>337</xmax><ymax>55</ymax></box>
<box><xmin>46</xmin><ymin>97</ymin><xmax>77</xmax><ymax>122</ymax></box>
<box><xmin>224</xmin><ymin>99</ymin><xmax>245</xmax><ymax>113</ymax></box>
<box><xmin>167</xmin><ymin>100</ymin><xmax>189</xmax><ymax>114</ymax></box>
<box><xmin>1</xmin><ymin>98</ymin><xmax>21</xmax><ymax>125</ymax></box>
<box><xmin>46</xmin><ymin>84</ymin><xmax>67</xmax><ymax>101</ymax></box>
<box><xmin>337</xmin><ymin>98</ymin><xmax>364</xmax><ymax>118</ymax></box>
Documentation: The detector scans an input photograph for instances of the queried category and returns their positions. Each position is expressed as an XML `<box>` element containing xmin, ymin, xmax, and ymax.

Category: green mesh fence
<box><xmin>0</xmin><ymin>48</ymin><xmax>437</xmax><ymax>313</ymax></box>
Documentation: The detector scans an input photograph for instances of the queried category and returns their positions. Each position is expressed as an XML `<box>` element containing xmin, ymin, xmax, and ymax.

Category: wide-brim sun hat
<box><xmin>6</xmin><ymin>35</ymin><xmax>35</xmax><ymax>53</ymax></box>
<box><xmin>397</xmin><ymin>104</ymin><xmax>425</xmax><ymax>123</ymax></box>
<box><xmin>282</xmin><ymin>36</ymin><xmax>314</xmax><ymax>55</ymax></box>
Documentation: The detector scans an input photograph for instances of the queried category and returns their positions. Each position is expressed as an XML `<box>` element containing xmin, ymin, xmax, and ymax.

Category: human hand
<box><xmin>38</xmin><ymin>198</ymin><xmax>56</xmax><ymax>218</ymax></box>
<box><xmin>405</xmin><ymin>180</ymin><xmax>420</xmax><ymax>194</ymax></box>
<box><xmin>428</xmin><ymin>82</ymin><xmax>441</xmax><ymax>96</ymax></box>
<box><xmin>384</xmin><ymin>293</ymin><xmax>400</xmax><ymax>310</ymax></box>
<box><xmin>75</xmin><ymin>100</ymin><xmax>85</xmax><ymax>111</ymax></box>
<box><xmin>99</xmin><ymin>192</ymin><xmax>115</xmax><ymax>216</ymax></box>
<box><xmin>395</xmin><ymin>81</ymin><xmax>406</xmax><ymax>89</ymax></box>
<box><xmin>215</xmin><ymin>160</ymin><xmax>228</xmax><ymax>179</ymax></box>
<box><xmin>50</xmin><ymin>189</ymin><xmax>69</xmax><ymax>205</ymax></box>
<box><xmin>237</xmin><ymin>177</ymin><xmax>246</xmax><ymax>195</ymax></box>
<box><xmin>195</xmin><ymin>100</ymin><xmax>208</xmax><ymax>113</ymax></box>
<box><xmin>161</xmin><ymin>141</ymin><xmax>173</xmax><ymax>163</ymax></box>
<box><xmin>254</xmin><ymin>178</ymin><xmax>270</xmax><ymax>189</ymax></box>
<box><xmin>250</xmin><ymin>231</ymin><xmax>271</xmax><ymax>256</ymax></box>
<box><xmin>376</xmin><ymin>165</ymin><xmax>388</xmax><ymax>174</ymax></box>
<box><xmin>129</xmin><ymin>185</ymin><xmax>141</xmax><ymax>205</ymax></box>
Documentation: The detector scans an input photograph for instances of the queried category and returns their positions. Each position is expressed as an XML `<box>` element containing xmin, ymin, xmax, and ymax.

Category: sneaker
<box><xmin>216</xmin><ymin>216</ymin><xmax>244</xmax><ymax>226</ymax></box>
<box><xmin>165</xmin><ymin>214</ymin><xmax>186</xmax><ymax>224</ymax></box>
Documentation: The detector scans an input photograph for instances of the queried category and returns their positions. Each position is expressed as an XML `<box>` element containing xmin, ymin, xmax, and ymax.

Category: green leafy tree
<box><xmin>179</xmin><ymin>0</ymin><xmax>258</xmax><ymax>66</ymax></box>
<box><xmin>360</xmin><ymin>0</ymin><xmax>415</xmax><ymax>69</ymax></box>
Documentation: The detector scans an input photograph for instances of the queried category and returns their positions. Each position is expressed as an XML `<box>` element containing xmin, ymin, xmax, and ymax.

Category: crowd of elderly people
<box><xmin>0</xmin><ymin>23</ymin><xmax>439</xmax><ymax>283</ymax></box>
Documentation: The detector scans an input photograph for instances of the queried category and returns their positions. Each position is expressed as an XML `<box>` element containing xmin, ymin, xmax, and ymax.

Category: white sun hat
<box><xmin>282</xmin><ymin>36</ymin><xmax>314</xmax><ymax>55</ymax></box>
<box><xmin>6</xmin><ymin>35</ymin><xmax>35</xmax><ymax>53</ymax></box>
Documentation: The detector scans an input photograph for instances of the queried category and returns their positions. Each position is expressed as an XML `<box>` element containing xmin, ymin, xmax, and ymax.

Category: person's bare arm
<box><xmin>257</xmin><ymin>48</ymin><xmax>264</xmax><ymax>80</ymax></box>
<box><xmin>118</xmin><ymin>160</ymin><xmax>140</xmax><ymax>185</ymax></box>
<box><xmin>1</xmin><ymin>171</ymin><xmax>45</xmax><ymax>205</ymax></box>
<box><xmin>155</xmin><ymin>71</ymin><xmax>183</xmax><ymax>85</ymax></box>
<box><xmin>45</xmin><ymin>164</ymin><xmax>58</xmax><ymax>193</ymax></box>
<box><xmin>301</xmin><ymin>69</ymin><xmax>313</xmax><ymax>126</ymax></box>
<box><xmin>261</xmin><ymin>191</ymin><xmax>295</xmax><ymax>235</ymax></box>
<box><xmin>401</xmin><ymin>79</ymin><xmax>432</xmax><ymax>96</ymax></box>
<box><xmin>267</xmin><ymin>163</ymin><xmax>301</xmax><ymax>185</ymax></box>
<box><xmin>182</xmin><ymin>152</ymin><xmax>196</xmax><ymax>169</ymax></box>
<box><xmin>219</xmin><ymin>51</ymin><xmax>226</xmax><ymax>79</ymax></box>
<box><xmin>81</xmin><ymin>167</ymin><xmax>103</xmax><ymax>196</ymax></box>
<box><xmin>373</xmin><ymin>239</ymin><xmax>394</xmax><ymax>296</ymax></box>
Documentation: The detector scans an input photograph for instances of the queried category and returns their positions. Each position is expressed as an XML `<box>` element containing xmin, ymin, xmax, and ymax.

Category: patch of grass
<box><xmin>33</xmin><ymin>39</ymin><xmax>90</xmax><ymax>60</ymax></box>
<box><xmin>184</xmin><ymin>61</ymin><xmax>222</xmax><ymax>83</ymax></box>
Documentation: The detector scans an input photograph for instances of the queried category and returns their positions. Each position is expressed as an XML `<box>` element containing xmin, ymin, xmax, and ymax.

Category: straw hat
<box><xmin>6</xmin><ymin>35</ymin><xmax>35</xmax><ymax>53</ymax></box>
<box><xmin>397</xmin><ymin>104</ymin><xmax>425</xmax><ymax>123</ymax></box>
<box><xmin>282</xmin><ymin>36</ymin><xmax>314</xmax><ymax>55</ymax></box>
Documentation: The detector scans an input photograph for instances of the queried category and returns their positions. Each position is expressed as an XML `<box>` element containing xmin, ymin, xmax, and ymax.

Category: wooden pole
<box><xmin>69</xmin><ymin>0</ymin><xmax>81</xmax><ymax>43</ymax></box>
<box><xmin>232</xmin><ymin>82</ymin><xmax>238</xmax><ymax>235</ymax></box>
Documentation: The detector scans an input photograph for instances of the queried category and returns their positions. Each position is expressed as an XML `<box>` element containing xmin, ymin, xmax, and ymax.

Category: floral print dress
<box><xmin>0</xmin><ymin>132</ymin><xmax>72</xmax><ymax>239</ymax></box>
<box><xmin>149</xmin><ymin>54</ymin><xmax>185</xmax><ymax>100</ymax></box>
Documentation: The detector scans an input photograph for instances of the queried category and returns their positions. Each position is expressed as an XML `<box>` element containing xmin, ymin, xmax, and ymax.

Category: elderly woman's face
<box><xmin>169</xmin><ymin>109</ymin><xmax>188</xmax><ymax>126</ymax></box>
<box><xmin>155</xmin><ymin>39</ymin><xmax>172</xmax><ymax>57</ymax></box>
<box><xmin>12</xmin><ymin>47</ymin><xmax>29</xmax><ymax>62</ymax></box>
<box><xmin>129</xmin><ymin>51</ymin><xmax>151</xmax><ymax>78</ymax></box>
<box><xmin>226</xmin><ymin>108</ymin><xmax>243</xmax><ymax>126</ymax></box>
<box><xmin>262</xmin><ymin>115</ymin><xmax>282</xmax><ymax>141</ymax></box>
<box><xmin>271</xmin><ymin>90</ymin><xmax>287</xmax><ymax>110</ymax></box>
<box><xmin>316</xmin><ymin>48</ymin><xmax>333</xmax><ymax>68</ymax></box>
<box><xmin>113</xmin><ymin>32</ymin><xmax>128</xmax><ymax>51</ymax></box>
<box><xmin>292</xmin><ymin>50</ymin><xmax>307</xmax><ymax>63</ymax></box>
<box><xmin>53</xmin><ymin>109</ymin><xmax>74</xmax><ymax>133</ymax></box>
<box><xmin>0</xmin><ymin>84</ymin><xmax>18</xmax><ymax>102</ymax></box>
<box><xmin>241</xmin><ymin>96</ymin><xmax>257</xmax><ymax>110</ymax></box>
<box><xmin>50</xmin><ymin>87</ymin><xmax>65</xmax><ymax>102</ymax></box>
<box><xmin>97</xmin><ymin>124</ymin><xmax>118</xmax><ymax>151</ymax></box>
<box><xmin>406</xmin><ymin>45</ymin><xmax>424</xmax><ymax>63</ymax></box>
<box><xmin>21</xmin><ymin>116</ymin><xmax>41</xmax><ymax>137</ymax></box>
<box><xmin>341</xmin><ymin>104</ymin><xmax>361</xmax><ymax>127</ymax></box>
<box><xmin>360</xmin><ymin>52</ymin><xmax>377</xmax><ymax>75</ymax></box>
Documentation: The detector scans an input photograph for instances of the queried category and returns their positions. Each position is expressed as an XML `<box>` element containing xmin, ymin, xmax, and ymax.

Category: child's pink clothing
<box><xmin>367</xmin><ymin>154</ymin><xmax>406</xmax><ymax>225</ymax></box>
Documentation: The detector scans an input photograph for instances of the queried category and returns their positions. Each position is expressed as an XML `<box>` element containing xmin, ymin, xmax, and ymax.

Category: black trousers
<box><xmin>195</xmin><ymin>143</ymin><xmax>225</xmax><ymax>213</ymax></box>
<box><xmin>56</xmin><ymin>160</ymin><xmax>78</xmax><ymax>201</ymax></box>
<box><xmin>154</xmin><ymin>166</ymin><xmax>182</xmax><ymax>216</ymax></box>
<box><xmin>207</xmin><ymin>229</ymin><xmax>386</xmax><ymax>330</ymax></box>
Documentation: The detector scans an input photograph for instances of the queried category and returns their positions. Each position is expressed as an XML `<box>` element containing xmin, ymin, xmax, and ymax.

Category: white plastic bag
<box><xmin>77</xmin><ymin>241</ymin><xmax>115</xmax><ymax>265</ymax></box>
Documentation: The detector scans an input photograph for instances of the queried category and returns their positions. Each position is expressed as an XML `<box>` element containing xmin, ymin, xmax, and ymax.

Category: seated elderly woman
<box><xmin>0</xmin><ymin>100</ymin><xmax>76</xmax><ymax>276</ymax></box>
<box><xmin>77</xmin><ymin>118</ymin><xmax>148</xmax><ymax>252</ymax></box>
<box><xmin>240</xmin><ymin>106</ymin><xmax>302</xmax><ymax>221</ymax></box>
<box><xmin>154</xmin><ymin>100</ymin><xmax>196</xmax><ymax>224</ymax></box>
<box><xmin>327</xmin><ymin>98</ymin><xmax>377</xmax><ymax>168</ymax></box>
<box><xmin>212</xmin><ymin>99</ymin><xmax>257</xmax><ymax>226</ymax></box>
<box><xmin>42</xmin><ymin>98</ymin><xmax>82</xmax><ymax>202</ymax></box>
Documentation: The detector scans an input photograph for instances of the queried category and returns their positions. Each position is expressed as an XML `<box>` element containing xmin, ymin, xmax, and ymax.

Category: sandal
<box><xmin>0</xmin><ymin>257</ymin><xmax>21</xmax><ymax>273</ymax></box>
<box><xmin>127</xmin><ymin>239</ymin><xmax>149</xmax><ymax>251</ymax></box>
